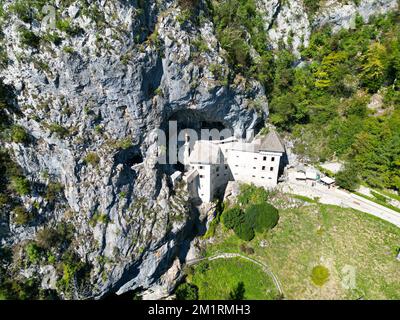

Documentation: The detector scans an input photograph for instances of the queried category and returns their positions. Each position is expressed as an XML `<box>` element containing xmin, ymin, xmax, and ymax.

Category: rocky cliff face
<box><xmin>259</xmin><ymin>0</ymin><xmax>399</xmax><ymax>55</ymax></box>
<box><xmin>0</xmin><ymin>0</ymin><xmax>397</xmax><ymax>299</ymax></box>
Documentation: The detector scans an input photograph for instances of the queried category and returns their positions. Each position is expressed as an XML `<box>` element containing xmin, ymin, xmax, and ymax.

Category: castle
<box><xmin>179</xmin><ymin>131</ymin><xmax>286</xmax><ymax>203</ymax></box>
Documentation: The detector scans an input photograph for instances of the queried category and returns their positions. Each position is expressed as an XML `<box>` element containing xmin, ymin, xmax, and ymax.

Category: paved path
<box><xmin>282</xmin><ymin>180</ymin><xmax>400</xmax><ymax>228</ymax></box>
<box><xmin>186</xmin><ymin>253</ymin><xmax>284</xmax><ymax>296</ymax></box>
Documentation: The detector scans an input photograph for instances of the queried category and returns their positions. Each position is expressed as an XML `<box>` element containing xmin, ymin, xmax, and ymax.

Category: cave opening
<box><xmin>163</xmin><ymin>109</ymin><xmax>233</xmax><ymax>174</ymax></box>
<box><xmin>114</xmin><ymin>145</ymin><xmax>143</xmax><ymax>167</ymax></box>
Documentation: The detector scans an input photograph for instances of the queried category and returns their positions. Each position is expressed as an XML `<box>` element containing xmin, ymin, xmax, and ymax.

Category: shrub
<box><xmin>11</xmin><ymin>176</ymin><xmax>30</xmax><ymax>196</ymax></box>
<box><xmin>47</xmin><ymin>123</ymin><xmax>69</xmax><ymax>139</ymax></box>
<box><xmin>246</xmin><ymin>203</ymin><xmax>279</xmax><ymax>233</ymax></box>
<box><xmin>311</xmin><ymin>265</ymin><xmax>330</xmax><ymax>286</ymax></box>
<box><xmin>11</xmin><ymin>125</ymin><xmax>30</xmax><ymax>144</ymax></box>
<box><xmin>175</xmin><ymin>283</ymin><xmax>199</xmax><ymax>300</ymax></box>
<box><xmin>237</xmin><ymin>184</ymin><xmax>269</xmax><ymax>206</ymax></box>
<box><xmin>222</xmin><ymin>194</ymin><xmax>279</xmax><ymax>241</ymax></box>
<box><xmin>12</xmin><ymin>206</ymin><xmax>33</xmax><ymax>225</ymax></box>
<box><xmin>221</xmin><ymin>206</ymin><xmax>243</xmax><ymax>230</ymax></box>
<box><xmin>336</xmin><ymin>166</ymin><xmax>360</xmax><ymax>191</ymax></box>
<box><xmin>196</xmin><ymin>262</ymin><xmax>209</xmax><ymax>274</ymax></box>
<box><xmin>117</xmin><ymin>138</ymin><xmax>133</xmax><ymax>150</ymax></box>
<box><xmin>89</xmin><ymin>211</ymin><xmax>110</xmax><ymax>227</ymax></box>
<box><xmin>19</xmin><ymin>28</ymin><xmax>40</xmax><ymax>49</ymax></box>
<box><xmin>45</xmin><ymin>182</ymin><xmax>64</xmax><ymax>202</ymax></box>
<box><xmin>234</xmin><ymin>223</ymin><xmax>255</xmax><ymax>241</ymax></box>
<box><xmin>25</xmin><ymin>243</ymin><xmax>42</xmax><ymax>264</ymax></box>
<box><xmin>228</xmin><ymin>281</ymin><xmax>245</xmax><ymax>300</ymax></box>
<box><xmin>9</xmin><ymin>0</ymin><xmax>32</xmax><ymax>23</ymax></box>
<box><xmin>84</xmin><ymin>152</ymin><xmax>100</xmax><ymax>166</ymax></box>
<box><xmin>239</xmin><ymin>244</ymin><xmax>255</xmax><ymax>255</ymax></box>
<box><xmin>36</xmin><ymin>227</ymin><xmax>62</xmax><ymax>250</ymax></box>
<box><xmin>57</xmin><ymin>251</ymin><xmax>91</xmax><ymax>296</ymax></box>
<box><xmin>63</xmin><ymin>46</ymin><xmax>75</xmax><ymax>54</ymax></box>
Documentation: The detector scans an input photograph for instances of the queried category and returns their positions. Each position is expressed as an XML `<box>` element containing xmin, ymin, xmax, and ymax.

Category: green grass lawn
<box><xmin>204</xmin><ymin>200</ymin><xmax>400</xmax><ymax>300</ymax></box>
<box><xmin>187</xmin><ymin>258</ymin><xmax>280</xmax><ymax>300</ymax></box>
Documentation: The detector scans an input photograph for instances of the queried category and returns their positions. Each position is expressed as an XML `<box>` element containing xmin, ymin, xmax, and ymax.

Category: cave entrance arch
<box><xmin>164</xmin><ymin>109</ymin><xmax>233</xmax><ymax>173</ymax></box>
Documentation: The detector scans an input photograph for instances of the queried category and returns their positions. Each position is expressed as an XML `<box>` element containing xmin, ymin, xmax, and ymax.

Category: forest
<box><xmin>211</xmin><ymin>0</ymin><xmax>400</xmax><ymax>192</ymax></box>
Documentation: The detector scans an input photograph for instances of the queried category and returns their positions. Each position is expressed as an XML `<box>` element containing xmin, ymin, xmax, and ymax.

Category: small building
<box><xmin>296</xmin><ymin>171</ymin><xmax>307</xmax><ymax>181</ymax></box>
<box><xmin>306</xmin><ymin>169</ymin><xmax>318</xmax><ymax>181</ymax></box>
<box><xmin>321</xmin><ymin>176</ymin><xmax>335</xmax><ymax>187</ymax></box>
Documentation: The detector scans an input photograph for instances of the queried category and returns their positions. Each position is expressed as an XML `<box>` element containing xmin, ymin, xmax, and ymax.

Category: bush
<box><xmin>196</xmin><ymin>262</ymin><xmax>209</xmax><ymax>274</ymax></box>
<box><xmin>222</xmin><ymin>189</ymin><xmax>279</xmax><ymax>241</ymax></box>
<box><xmin>175</xmin><ymin>283</ymin><xmax>199</xmax><ymax>300</ymax></box>
<box><xmin>311</xmin><ymin>265</ymin><xmax>330</xmax><ymax>286</ymax></box>
<box><xmin>11</xmin><ymin>125</ymin><xmax>30</xmax><ymax>144</ymax></box>
<box><xmin>12</xmin><ymin>206</ymin><xmax>33</xmax><ymax>225</ymax></box>
<box><xmin>221</xmin><ymin>206</ymin><xmax>243</xmax><ymax>230</ymax></box>
<box><xmin>47</xmin><ymin>123</ymin><xmax>69</xmax><ymax>139</ymax></box>
<box><xmin>45</xmin><ymin>182</ymin><xmax>64</xmax><ymax>202</ymax></box>
<box><xmin>11</xmin><ymin>176</ymin><xmax>30</xmax><ymax>196</ymax></box>
<box><xmin>19</xmin><ymin>28</ymin><xmax>40</xmax><ymax>49</ymax></box>
<box><xmin>9</xmin><ymin>0</ymin><xmax>32</xmax><ymax>23</ymax></box>
<box><xmin>84</xmin><ymin>152</ymin><xmax>100</xmax><ymax>166</ymax></box>
<box><xmin>336</xmin><ymin>166</ymin><xmax>360</xmax><ymax>191</ymax></box>
<box><xmin>237</xmin><ymin>184</ymin><xmax>269</xmax><ymax>206</ymax></box>
<box><xmin>234</xmin><ymin>223</ymin><xmax>255</xmax><ymax>241</ymax></box>
<box><xmin>57</xmin><ymin>251</ymin><xmax>91</xmax><ymax>296</ymax></box>
<box><xmin>246</xmin><ymin>203</ymin><xmax>279</xmax><ymax>233</ymax></box>
<box><xmin>25</xmin><ymin>243</ymin><xmax>42</xmax><ymax>264</ymax></box>
<box><xmin>36</xmin><ymin>228</ymin><xmax>62</xmax><ymax>250</ymax></box>
<box><xmin>239</xmin><ymin>244</ymin><xmax>255</xmax><ymax>255</ymax></box>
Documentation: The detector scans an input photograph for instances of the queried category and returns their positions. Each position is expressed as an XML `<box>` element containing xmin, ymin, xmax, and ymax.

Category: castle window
<box><xmin>262</xmin><ymin>166</ymin><xmax>266</xmax><ymax>171</ymax></box>
<box><xmin>271</xmin><ymin>157</ymin><xmax>275</xmax><ymax>162</ymax></box>
<box><xmin>225</xmin><ymin>165</ymin><xmax>228</xmax><ymax>170</ymax></box>
<box><xmin>252</xmin><ymin>175</ymin><xmax>256</xmax><ymax>178</ymax></box>
<box><xmin>270</xmin><ymin>167</ymin><xmax>274</xmax><ymax>172</ymax></box>
<box><xmin>199</xmin><ymin>166</ymin><xmax>204</xmax><ymax>169</ymax></box>
<box><xmin>263</xmin><ymin>156</ymin><xmax>267</xmax><ymax>161</ymax></box>
<box><xmin>200</xmin><ymin>175</ymin><xmax>205</xmax><ymax>178</ymax></box>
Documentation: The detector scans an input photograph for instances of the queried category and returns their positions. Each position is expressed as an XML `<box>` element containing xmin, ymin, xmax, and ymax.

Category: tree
<box><xmin>234</xmin><ymin>222</ymin><xmax>255</xmax><ymax>241</ymax></box>
<box><xmin>222</xmin><ymin>206</ymin><xmax>243</xmax><ymax>230</ymax></box>
<box><xmin>361</xmin><ymin>42</ymin><xmax>387</xmax><ymax>93</ymax></box>
<box><xmin>175</xmin><ymin>283</ymin><xmax>198</xmax><ymax>300</ymax></box>
<box><xmin>228</xmin><ymin>282</ymin><xmax>245</xmax><ymax>300</ymax></box>
<box><xmin>246</xmin><ymin>203</ymin><xmax>280</xmax><ymax>233</ymax></box>
<box><xmin>336</xmin><ymin>165</ymin><xmax>360</xmax><ymax>191</ymax></box>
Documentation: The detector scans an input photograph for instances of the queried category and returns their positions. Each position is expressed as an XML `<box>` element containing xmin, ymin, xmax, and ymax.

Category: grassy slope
<box><xmin>188</xmin><ymin>258</ymin><xmax>279</xmax><ymax>300</ymax></box>
<box><xmin>203</xmin><ymin>202</ymin><xmax>400</xmax><ymax>300</ymax></box>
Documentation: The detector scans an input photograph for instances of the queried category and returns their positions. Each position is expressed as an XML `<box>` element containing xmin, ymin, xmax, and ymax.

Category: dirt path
<box><xmin>186</xmin><ymin>252</ymin><xmax>284</xmax><ymax>296</ymax></box>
